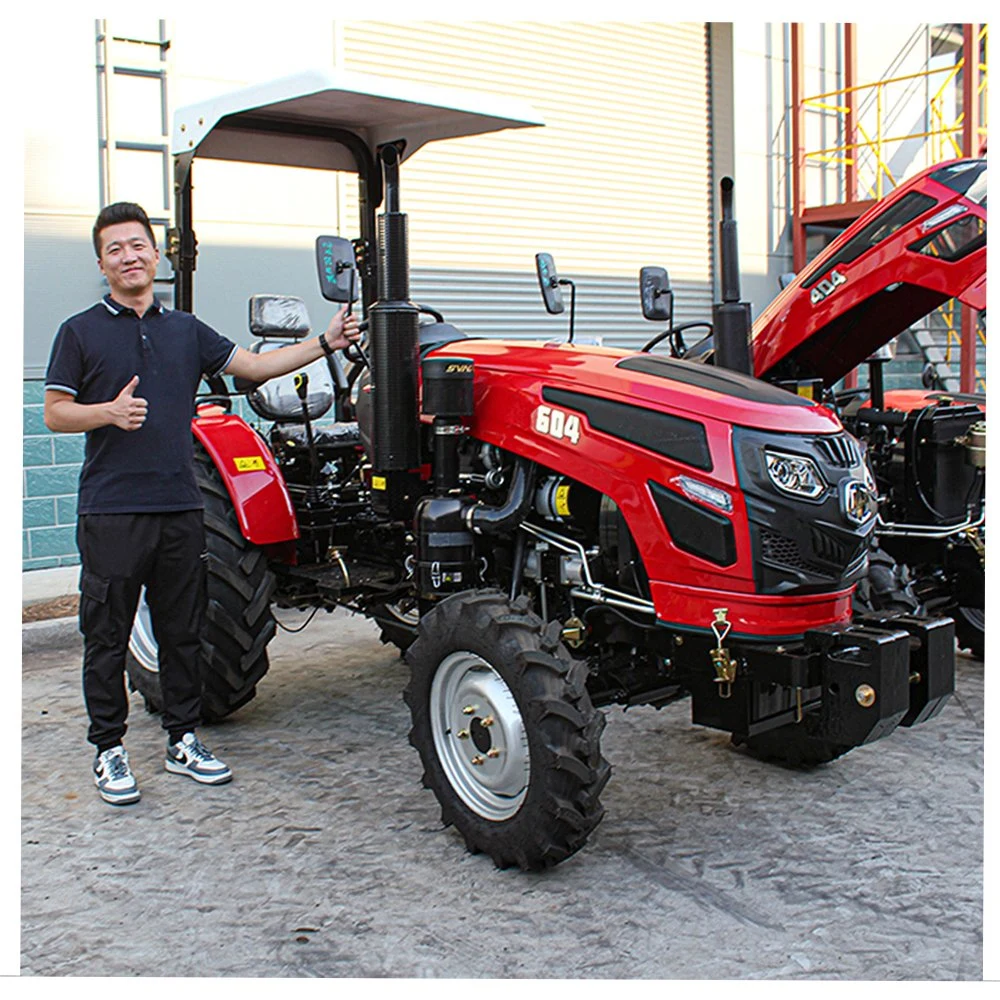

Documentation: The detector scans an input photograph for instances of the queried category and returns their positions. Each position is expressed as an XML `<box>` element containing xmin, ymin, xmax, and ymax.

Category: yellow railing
<box><xmin>935</xmin><ymin>300</ymin><xmax>987</xmax><ymax>393</ymax></box>
<box><xmin>802</xmin><ymin>26</ymin><xmax>988</xmax><ymax>201</ymax></box>
<box><xmin>802</xmin><ymin>28</ymin><xmax>987</xmax><ymax>392</ymax></box>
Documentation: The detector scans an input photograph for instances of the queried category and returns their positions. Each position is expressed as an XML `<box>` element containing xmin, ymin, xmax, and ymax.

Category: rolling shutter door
<box><xmin>341</xmin><ymin>21</ymin><xmax>713</xmax><ymax>349</ymax></box>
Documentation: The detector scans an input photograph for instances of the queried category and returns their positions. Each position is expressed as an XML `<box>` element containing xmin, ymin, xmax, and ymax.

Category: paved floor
<box><xmin>21</xmin><ymin>609</ymin><xmax>984</xmax><ymax>979</ymax></box>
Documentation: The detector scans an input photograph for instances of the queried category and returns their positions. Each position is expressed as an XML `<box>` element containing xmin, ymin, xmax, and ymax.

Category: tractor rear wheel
<box><xmin>853</xmin><ymin>546</ymin><xmax>920</xmax><ymax>616</ymax></box>
<box><xmin>370</xmin><ymin>596</ymin><xmax>419</xmax><ymax>652</ymax></box>
<box><xmin>955</xmin><ymin>605</ymin><xmax>984</xmax><ymax>661</ymax></box>
<box><xmin>404</xmin><ymin>590</ymin><xmax>610</xmax><ymax>870</ymax></box>
<box><xmin>126</xmin><ymin>441</ymin><xmax>277</xmax><ymax>721</ymax></box>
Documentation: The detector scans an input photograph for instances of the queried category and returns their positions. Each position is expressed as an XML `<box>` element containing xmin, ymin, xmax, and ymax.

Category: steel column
<box><xmin>960</xmin><ymin>24</ymin><xmax>981</xmax><ymax>393</ymax></box>
<box><xmin>791</xmin><ymin>24</ymin><xmax>806</xmax><ymax>273</ymax></box>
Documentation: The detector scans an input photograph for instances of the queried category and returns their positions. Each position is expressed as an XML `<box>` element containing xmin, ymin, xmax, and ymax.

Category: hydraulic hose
<box><xmin>466</xmin><ymin>459</ymin><xmax>538</xmax><ymax>535</ymax></box>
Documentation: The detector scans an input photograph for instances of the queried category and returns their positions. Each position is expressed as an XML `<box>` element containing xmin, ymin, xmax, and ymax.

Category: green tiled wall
<box><xmin>22</xmin><ymin>379</ymin><xmax>255</xmax><ymax>571</ymax></box>
<box><xmin>23</xmin><ymin>379</ymin><xmax>82</xmax><ymax>570</ymax></box>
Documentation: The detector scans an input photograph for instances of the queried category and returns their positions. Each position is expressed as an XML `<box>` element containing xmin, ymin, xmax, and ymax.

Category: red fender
<box><xmin>191</xmin><ymin>408</ymin><xmax>299</xmax><ymax>550</ymax></box>
<box><xmin>881</xmin><ymin>389</ymin><xmax>986</xmax><ymax>415</ymax></box>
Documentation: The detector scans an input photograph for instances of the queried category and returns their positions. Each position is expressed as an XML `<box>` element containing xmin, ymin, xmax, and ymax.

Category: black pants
<box><xmin>77</xmin><ymin>511</ymin><xmax>206</xmax><ymax>749</ymax></box>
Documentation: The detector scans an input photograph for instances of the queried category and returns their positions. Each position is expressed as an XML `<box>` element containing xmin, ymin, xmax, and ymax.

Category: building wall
<box><xmin>22</xmin><ymin>20</ymin><xmax>947</xmax><ymax>572</ymax></box>
<box><xmin>23</xmin><ymin>18</ymin><xmax>712</xmax><ymax>570</ymax></box>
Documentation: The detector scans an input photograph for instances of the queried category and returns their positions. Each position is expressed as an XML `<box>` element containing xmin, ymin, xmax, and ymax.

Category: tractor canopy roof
<box><xmin>751</xmin><ymin>158</ymin><xmax>987</xmax><ymax>385</ymax></box>
<box><xmin>170</xmin><ymin>68</ymin><xmax>544</xmax><ymax>172</ymax></box>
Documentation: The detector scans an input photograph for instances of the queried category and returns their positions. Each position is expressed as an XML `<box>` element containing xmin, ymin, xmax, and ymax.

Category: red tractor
<box><xmin>647</xmin><ymin>159</ymin><xmax>986</xmax><ymax>658</ymax></box>
<box><xmin>127</xmin><ymin>71</ymin><xmax>955</xmax><ymax>870</ymax></box>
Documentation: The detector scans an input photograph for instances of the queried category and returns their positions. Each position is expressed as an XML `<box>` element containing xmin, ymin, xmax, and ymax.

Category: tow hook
<box><xmin>710</xmin><ymin>608</ymin><xmax>738</xmax><ymax>699</ymax></box>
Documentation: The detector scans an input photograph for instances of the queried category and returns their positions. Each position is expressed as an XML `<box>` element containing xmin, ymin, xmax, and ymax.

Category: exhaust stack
<box><xmin>712</xmin><ymin>177</ymin><xmax>754</xmax><ymax>375</ymax></box>
<box><xmin>368</xmin><ymin>144</ymin><xmax>421</xmax><ymax>516</ymax></box>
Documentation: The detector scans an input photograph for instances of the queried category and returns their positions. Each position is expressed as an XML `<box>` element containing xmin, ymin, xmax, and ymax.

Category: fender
<box><xmin>881</xmin><ymin>388</ymin><xmax>986</xmax><ymax>415</ymax></box>
<box><xmin>191</xmin><ymin>409</ymin><xmax>299</xmax><ymax>549</ymax></box>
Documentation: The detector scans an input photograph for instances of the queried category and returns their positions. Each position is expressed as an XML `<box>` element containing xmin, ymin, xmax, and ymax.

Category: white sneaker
<box><xmin>93</xmin><ymin>746</ymin><xmax>140</xmax><ymax>805</ymax></box>
<box><xmin>164</xmin><ymin>733</ymin><xmax>232</xmax><ymax>785</ymax></box>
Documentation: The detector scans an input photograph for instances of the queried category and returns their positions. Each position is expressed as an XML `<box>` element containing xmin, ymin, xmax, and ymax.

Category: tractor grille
<box><xmin>760</xmin><ymin>527</ymin><xmax>810</xmax><ymax>571</ymax></box>
<box><xmin>810</xmin><ymin>525</ymin><xmax>858</xmax><ymax>566</ymax></box>
<box><xmin>814</xmin><ymin>434</ymin><xmax>861</xmax><ymax>468</ymax></box>
<box><xmin>761</xmin><ymin>525</ymin><xmax>864</xmax><ymax>576</ymax></box>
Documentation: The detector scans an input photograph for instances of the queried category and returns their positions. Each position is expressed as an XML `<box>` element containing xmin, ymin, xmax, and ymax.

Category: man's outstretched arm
<box><xmin>224</xmin><ymin>306</ymin><xmax>360</xmax><ymax>383</ymax></box>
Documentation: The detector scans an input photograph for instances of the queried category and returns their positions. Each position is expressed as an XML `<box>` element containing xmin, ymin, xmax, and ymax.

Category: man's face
<box><xmin>97</xmin><ymin>221</ymin><xmax>160</xmax><ymax>299</ymax></box>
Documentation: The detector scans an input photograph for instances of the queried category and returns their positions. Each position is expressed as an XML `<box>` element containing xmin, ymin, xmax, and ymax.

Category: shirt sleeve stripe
<box><xmin>210</xmin><ymin>345</ymin><xmax>239</xmax><ymax>379</ymax></box>
<box><xmin>44</xmin><ymin>383</ymin><xmax>78</xmax><ymax>397</ymax></box>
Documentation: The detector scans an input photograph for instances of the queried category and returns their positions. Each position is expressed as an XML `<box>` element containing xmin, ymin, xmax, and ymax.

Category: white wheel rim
<box><xmin>128</xmin><ymin>588</ymin><xmax>159</xmax><ymax>672</ymax></box>
<box><xmin>429</xmin><ymin>651</ymin><xmax>530</xmax><ymax>821</ymax></box>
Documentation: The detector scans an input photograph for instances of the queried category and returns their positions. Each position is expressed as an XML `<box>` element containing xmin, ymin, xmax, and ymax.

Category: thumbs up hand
<box><xmin>108</xmin><ymin>375</ymin><xmax>148</xmax><ymax>430</ymax></box>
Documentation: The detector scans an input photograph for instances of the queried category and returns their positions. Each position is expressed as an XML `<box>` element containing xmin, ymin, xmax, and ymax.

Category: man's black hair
<box><xmin>93</xmin><ymin>202</ymin><xmax>157</xmax><ymax>257</ymax></box>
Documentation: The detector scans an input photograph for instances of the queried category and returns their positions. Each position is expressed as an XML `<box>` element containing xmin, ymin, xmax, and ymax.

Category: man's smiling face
<box><xmin>97</xmin><ymin>221</ymin><xmax>160</xmax><ymax>300</ymax></box>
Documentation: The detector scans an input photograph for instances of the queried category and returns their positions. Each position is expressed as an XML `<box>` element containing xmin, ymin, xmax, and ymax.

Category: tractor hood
<box><xmin>171</xmin><ymin>68</ymin><xmax>543</xmax><ymax>173</ymax></box>
<box><xmin>751</xmin><ymin>158</ymin><xmax>987</xmax><ymax>385</ymax></box>
<box><xmin>430</xmin><ymin>339</ymin><xmax>845</xmax><ymax>437</ymax></box>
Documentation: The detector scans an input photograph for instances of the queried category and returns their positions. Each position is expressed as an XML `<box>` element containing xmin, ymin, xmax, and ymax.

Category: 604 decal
<box><xmin>810</xmin><ymin>269</ymin><xmax>847</xmax><ymax>305</ymax></box>
<box><xmin>534</xmin><ymin>405</ymin><xmax>581</xmax><ymax>445</ymax></box>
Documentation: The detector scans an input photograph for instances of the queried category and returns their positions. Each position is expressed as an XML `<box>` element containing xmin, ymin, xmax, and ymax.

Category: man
<box><xmin>44</xmin><ymin>202</ymin><xmax>360</xmax><ymax>805</ymax></box>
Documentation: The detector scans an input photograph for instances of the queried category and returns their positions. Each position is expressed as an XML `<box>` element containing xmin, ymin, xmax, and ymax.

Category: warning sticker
<box><xmin>234</xmin><ymin>456</ymin><xmax>265</xmax><ymax>472</ymax></box>
<box><xmin>555</xmin><ymin>484</ymin><xmax>572</xmax><ymax>517</ymax></box>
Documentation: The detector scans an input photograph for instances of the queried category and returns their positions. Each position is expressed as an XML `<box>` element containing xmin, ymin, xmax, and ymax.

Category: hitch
<box><xmin>689</xmin><ymin>614</ymin><xmax>955</xmax><ymax>747</ymax></box>
<box><xmin>709</xmin><ymin>608</ymin><xmax>738</xmax><ymax>698</ymax></box>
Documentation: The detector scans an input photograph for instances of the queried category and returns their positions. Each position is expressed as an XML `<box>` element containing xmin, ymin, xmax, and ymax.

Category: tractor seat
<box><xmin>245</xmin><ymin>341</ymin><xmax>336</xmax><ymax>424</ymax></box>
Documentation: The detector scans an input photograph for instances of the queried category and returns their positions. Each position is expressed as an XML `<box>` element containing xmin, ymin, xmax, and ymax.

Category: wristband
<box><xmin>318</xmin><ymin>331</ymin><xmax>336</xmax><ymax>357</ymax></box>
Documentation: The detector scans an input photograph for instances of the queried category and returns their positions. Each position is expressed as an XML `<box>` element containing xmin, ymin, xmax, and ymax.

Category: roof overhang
<box><xmin>171</xmin><ymin>68</ymin><xmax>544</xmax><ymax>173</ymax></box>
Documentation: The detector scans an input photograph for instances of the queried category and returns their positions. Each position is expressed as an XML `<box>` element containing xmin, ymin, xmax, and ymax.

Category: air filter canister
<box><xmin>421</xmin><ymin>357</ymin><xmax>475</xmax><ymax>417</ymax></box>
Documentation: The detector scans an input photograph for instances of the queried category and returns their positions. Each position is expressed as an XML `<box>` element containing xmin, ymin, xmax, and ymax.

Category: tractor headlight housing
<box><xmin>764</xmin><ymin>451</ymin><xmax>826</xmax><ymax>500</ymax></box>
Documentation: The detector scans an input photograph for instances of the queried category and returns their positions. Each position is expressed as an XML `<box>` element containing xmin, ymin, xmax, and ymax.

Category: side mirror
<box><xmin>639</xmin><ymin>266</ymin><xmax>673</xmax><ymax>323</ymax></box>
<box><xmin>316</xmin><ymin>235</ymin><xmax>358</xmax><ymax>303</ymax></box>
<box><xmin>535</xmin><ymin>253</ymin><xmax>565</xmax><ymax>314</ymax></box>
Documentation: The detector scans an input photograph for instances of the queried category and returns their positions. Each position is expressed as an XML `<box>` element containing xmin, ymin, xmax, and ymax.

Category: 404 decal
<box><xmin>810</xmin><ymin>269</ymin><xmax>847</xmax><ymax>305</ymax></box>
<box><xmin>534</xmin><ymin>405</ymin><xmax>582</xmax><ymax>445</ymax></box>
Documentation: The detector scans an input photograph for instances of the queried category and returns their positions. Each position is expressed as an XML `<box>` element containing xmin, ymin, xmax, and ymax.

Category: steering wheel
<box><xmin>342</xmin><ymin>303</ymin><xmax>448</xmax><ymax>366</ymax></box>
<box><xmin>641</xmin><ymin>321</ymin><xmax>714</xmax><ymax>357</ymax></box>
<box><xmin>343</xmin><ymin>316</ymin><xmax>370</xmax><ymax>367</ymax></box>
<box><xmin>416</xmin><ymin>303</ymin><xmax>446</xmax><ymax>323</ymax></box>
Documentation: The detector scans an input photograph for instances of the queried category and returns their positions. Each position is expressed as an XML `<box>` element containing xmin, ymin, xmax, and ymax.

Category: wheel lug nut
<box><xmin>470</xmin><ymin>755</ymin><xmax>485</xmax><ymax>766</ymax></box>
<box><xmin>457</xmin><ymin>729</ymin><xmax>470</xmax><ymax>740</ymax></box>
<box><xmin>481</xmin><ymin>715</ymin><xmax>495</xmax><ymax>727</ymax></box>
<box><xmin>486</xmin><ymin>748</ymin><xmax>501</xmax><ymax>759</ymax></box>
<box><xmin>462</xmin><ymin>705</ymin><xmax>476</xmax><ymax>715</ymax></box>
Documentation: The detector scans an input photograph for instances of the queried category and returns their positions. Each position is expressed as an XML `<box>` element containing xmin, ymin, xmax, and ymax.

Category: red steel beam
<box><xmin>791</xmin><ymin>23</ymin><xmax>806</xmax><ymax>273</ymax></box>
<box><xmin>844</xmin><ymin>24</ymin><xmax>858</xmax><ymax>204</ymax></box>
<box><xmin>960</xmin><ymin>24</ymin><xmax>981</xmax><ymax>392</ymax></box>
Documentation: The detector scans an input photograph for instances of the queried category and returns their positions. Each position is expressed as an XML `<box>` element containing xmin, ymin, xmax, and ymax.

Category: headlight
<box><xmin>674</xmin><ymin>475</ymin><xmax>733</xmax><ymax>513</ymax></box>
<box><xmin>764</xmin><ymin>451</ymin><xmax>826</xmax><ymax>499</ymax></box>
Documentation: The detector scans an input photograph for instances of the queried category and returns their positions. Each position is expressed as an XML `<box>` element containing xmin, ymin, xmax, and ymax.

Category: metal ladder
<box><xmin>95</xmin><ymin>19</ymin><xmax>173</xmax><ymax>289</ymax></box>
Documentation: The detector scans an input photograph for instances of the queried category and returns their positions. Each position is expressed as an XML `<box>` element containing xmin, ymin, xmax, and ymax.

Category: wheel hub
<box><xmin>430</xmin><ymin>651</ymin><xmax>530</xmax><ymax>821</ymax></box>
<box><xmin>128</xmin><ymin>588</ymin><xmax>159</xmax><ymax>672</ymax></box>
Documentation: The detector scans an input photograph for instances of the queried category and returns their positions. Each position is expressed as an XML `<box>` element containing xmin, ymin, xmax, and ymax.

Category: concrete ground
<box><xmin>20</xmin><ymin>605</ymin><xmax>984</xmax><ymax>979</ymax></box>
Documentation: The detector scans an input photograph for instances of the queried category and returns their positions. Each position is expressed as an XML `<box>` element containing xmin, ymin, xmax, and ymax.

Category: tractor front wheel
<box><xmin>404</xmin><ymin>590</ymin><xmax>610</xmax><ymax>870</ymax></box>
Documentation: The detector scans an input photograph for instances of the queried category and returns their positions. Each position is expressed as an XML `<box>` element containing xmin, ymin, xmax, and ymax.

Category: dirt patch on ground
<box><xmin>22</xmin><ymin>595</ymin><xmax>79</xmax><ymax>623</ymax></box>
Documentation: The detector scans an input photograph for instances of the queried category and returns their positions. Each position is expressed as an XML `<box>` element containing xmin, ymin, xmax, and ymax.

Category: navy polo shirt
<box><xmin>45</xmin><ymin>295</ymin><xmax>238</xmax><ymax>515</ymax></box>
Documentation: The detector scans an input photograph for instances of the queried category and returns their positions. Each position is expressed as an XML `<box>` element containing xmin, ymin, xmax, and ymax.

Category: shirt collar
<box><xmin>102</xmin><ymin>293</ymin><xmax>165</xmax><ymax>317</ymax></box>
